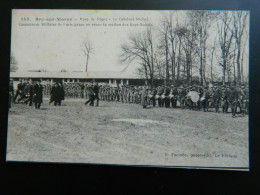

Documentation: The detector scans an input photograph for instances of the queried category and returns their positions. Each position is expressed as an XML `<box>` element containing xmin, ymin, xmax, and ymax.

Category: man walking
<box><xmin>85</xmin><ymin>85</ymin><xmax>95</xmax><ymax>106</ymax></box>
<box><xmin>93</xmin><ymin>83</ymin><xmax>100</xmax><ymax>106</ymax></box>
<box><xmin>33</xmin><ymin>80</ymin><xmax>43</xmax><ymax>109</ymax></box>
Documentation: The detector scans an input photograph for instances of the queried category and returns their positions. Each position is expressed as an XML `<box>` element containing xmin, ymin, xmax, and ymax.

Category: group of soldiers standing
<box><xmin>43</xmin><ymin>83</ymin><xmax>85</xmax><ymax>98</ymax></box>
<box><xmin>99</xmin><ymin>83</ymin><xmax>249</xmax><ymax>118</ymax></box>
<box><xmin>10</xmin><ymin>79</ymin><xmax>248</xmax><ymax>118</ymax></box>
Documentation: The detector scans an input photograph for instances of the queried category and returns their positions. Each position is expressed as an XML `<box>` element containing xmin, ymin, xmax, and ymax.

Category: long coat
<box><xmin>141</xmin><ymin>88</ymin><xmax>148</xmax><ymax>106</ymax></box>
<box><xmin>33</xmin><ymin>84</ymin><xmax>43</xmax><ymax>103</ymax></box>
<box><xmin>58</xmin><ymin>85</ymin><xmax>65</xmax><ymax>100</ymax></box>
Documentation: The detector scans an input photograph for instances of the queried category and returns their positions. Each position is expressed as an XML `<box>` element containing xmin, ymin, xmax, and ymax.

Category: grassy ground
<box><xmin>6</xmin><ymin>97</ymin><xmax>249</xmax><ymax>169</ymax></box>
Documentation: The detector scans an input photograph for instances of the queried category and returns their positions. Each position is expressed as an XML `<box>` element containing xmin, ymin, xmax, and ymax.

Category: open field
<box><xmin>7</xmin><ymin>97</ymin><xmax>249</xmax><ymax>168</ymax></box>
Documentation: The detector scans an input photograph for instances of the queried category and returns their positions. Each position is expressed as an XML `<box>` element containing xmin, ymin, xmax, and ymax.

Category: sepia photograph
<box><xmin>7</xmin><ymin>9</ymin><xmax>249</xmax><ymax>170</ymax></box>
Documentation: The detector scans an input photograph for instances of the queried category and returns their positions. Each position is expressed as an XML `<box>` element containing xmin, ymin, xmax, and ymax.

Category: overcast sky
<box><xmin>11</xmin><ymin>10</ymin><xmax>249</xmax><ymax>77</ymax></box>
<box><xmin>11</xmin><ymin>10</ymin><xmax>164</xmax><ymax>74</ymax></box>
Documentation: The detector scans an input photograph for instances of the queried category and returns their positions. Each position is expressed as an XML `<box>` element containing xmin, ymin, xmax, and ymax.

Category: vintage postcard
<box><xmin>7</xmin><ymin>9</ymin><xmax>249</xmax><ymax>170</ymax></box>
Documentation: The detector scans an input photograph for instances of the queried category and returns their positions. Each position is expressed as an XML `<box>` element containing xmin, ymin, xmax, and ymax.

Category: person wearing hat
<box><xmin>236</xmin><ymin>85</ymin><xmax>247</xmax><ymax>115</ymax></box>
<box><xmin>85</xmin><ymin>85</ymin><xmax>95</xmax><ymax>106</ymax></box>
<box><xmin>164</xmin><ymin>86</ymin><xmax>171</xmax><ymax>108</ymax></box>
<box><xmin>157</xmin><ymin>86</ymin><xmax>164</xmax><ymax>107</ymax></box>
<box><xmin>93</xmin><ymin>82</ymin><xmax>100</xmax><ymax>106</ymax></box>
<box><xmin>33</xmin><ymin>80</ymin><xmax>43</xmax><ymax>109</ymax></box>
<box><xmin>178</xmin><ymin>85</ymin><xmax>187</xmax><ymax>109</ymax></box>
<box><xmin>201</xmin><ymin>86</ymin><xmax>210</xmax><ymax>112</ymax></box>
<box><xmin>223</xmin><ymin>85</ymin><xmax>230</xmax><ymax>113</ymax></box>
<box><xmin>57</xmin><ymin>82</ymin><xmax>65</xmax><ymax>106</ymax></box>
<box><xmin>212</xmin><ymin>85</ymin><xmax>222</xmax><ymax>112</ymax></box>
<box><xmin>228</xmin><ymin>84</ymin><xmax>239</xmax><ymax>117</ymax></box>
<box><xmin>14</xmin><ymin>80</ymin><xmax>27</xmax><ymax>103</ymax></box>
<box><xmin>149</xmin><ymin>87</ymin><xmax>157</xmax><ymax>107</ymax></box>
<box><xmin>24</xmin><ymin>80</ymin><xmax>34</xmax><ymax>106</ymax></box>
<box><xmin>141</xmin><ymin>86</ymin><xmax>148</xmax><ymax>109</ymax></box>
<box><xmin>170</xmin><ymin>86</ymin><xmax>178</xmax><ymax>108</ymax></box>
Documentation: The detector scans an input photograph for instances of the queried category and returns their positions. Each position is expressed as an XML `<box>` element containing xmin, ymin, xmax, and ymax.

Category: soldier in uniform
<box><xmin>164</xmin><ymin>86</ymin><xmax>171</xmax><ymax>108</ymax></box>
<box><xmin>212</xmin><ymin>84</ymin><xmax>222</xmax><ymax>112</ymax></box>
<box><xmin>150</xmin><ymin>87</ymin><xmax>157</xmax><ymax>107</ymax></box>
<box><xmin>178</xmin><ymin>86</ymin><xmax>187</xmax><ymax>109</ymax></box>
<box><xmin>228</xmin><ymin>84</ymin><xmax>239</xmax><ymax>118</ymax></box>
<box><xmin>221</xmin><ymin>86</ymin><xmax>229</xmax><ymax>113</ymax></box>
<box><xmin>157</xmin><ymin>86</ymin><xmax>164</xmax><ymax>107</ymax></box>
<box><xmin>170</xmin><ymin>86</ymin><xmax>178</xmax><ymax>108</ymax></box>
<box><xmin>134</xmin><ymin>87</ymin><xmax>139</xmax><ymax>104</ymax></box>
<box><xmin>141</xmin><ymin>86</ymin><xmax>148</xmax><ymax>109</ymax></box>
<box><xmin>201</xmin><ymin>86</ymin><xmax>210</xmax><ymax>112</ymax></box>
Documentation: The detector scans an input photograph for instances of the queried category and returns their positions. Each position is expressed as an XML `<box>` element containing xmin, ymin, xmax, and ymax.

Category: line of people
<box><xmin>43</xmin><ymin>83</ymin><xmax>85</xmax><ymax>98</ymax></box>
<box><xmin>10</xmin><ymin>80</ymin><xmax>249</xmax><ymax>118</ymax></box>
<box><xmin>99</xmin><ymin>83</ymin><xmax>248</xmax><ymax>118</ymax></box>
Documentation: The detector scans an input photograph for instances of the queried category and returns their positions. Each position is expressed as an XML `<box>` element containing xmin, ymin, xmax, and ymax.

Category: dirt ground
<box><xmin>6</xmin><ymin>97</ymin><xmax>249</xmax><ymax>169</ymax></box>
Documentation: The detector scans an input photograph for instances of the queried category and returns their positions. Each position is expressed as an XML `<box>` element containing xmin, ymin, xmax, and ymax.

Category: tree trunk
<box><xmin>200</xmin><ymin>48</ymin><xmax>203</xmax><ymax>85</ymax></box>
<box><xmin>223</xmin><ymin>65</ymin><xmax>226</xmax><ymax>85</ymax></box>
<box><xmin>171</xmin><ymin>40</ymin><xmax>176</xmax><ymax>83</ymax></box>
<box><xmin>236</xmin><ymin>45</ymin><xmax>241</xmax><ymax>85</ymax></box>
<box><xmin>165</xmin><ymin>34</ymin><xmax>169</xmax><ymax>86</ymax></box>
<box><xmin>85</xmin><ymin>55</ymin><xmax>89</xmax><ymax>72</ymax></box>
<box><xmin>202</xmin><ymin>45</ymin><xmax>207</xmax><ymax>86</ymax></box>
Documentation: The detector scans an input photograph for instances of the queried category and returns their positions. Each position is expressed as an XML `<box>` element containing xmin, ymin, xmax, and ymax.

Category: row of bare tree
<box><xmin>120</xmin><ymin>11</ymin><xmax>249</xmax><ymax>87</ymax></box>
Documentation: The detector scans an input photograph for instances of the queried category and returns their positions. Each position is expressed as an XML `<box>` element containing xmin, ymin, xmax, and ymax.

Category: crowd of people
<box><xmin>10</xmin><ymin>80</ymin><xmax>65</xmax><ymax>108</ymax></box>
<box><xmin>97</xmin><ymin>83</ymin><xmax>249</xmax><ymax>118</ymax></box>
<box><xmin>9</xmin><ymin>80</ymin><xmax>248</xmax><ymax>118</ymax></box>
<box><xmin>10</xmin><ymin>80</ymin><xmax>44</xmax><ymax>109</ymax></box>
<box><xmin>43</xmin><ymin>83</ymin><xmax>85</xmax><ymax>98</ymax></box>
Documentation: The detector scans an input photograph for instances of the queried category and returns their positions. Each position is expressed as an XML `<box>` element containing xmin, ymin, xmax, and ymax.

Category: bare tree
<box><xmin>209</xmin><ymin>36</ymin><xmax>217</xmax><ymax>82</ymax></box>
<box><xmin>10</xmin><ymin>53</ymin><xmax>18</xmax><ymax>72</ymax></box>
<box><xmin>232</xmin><ymin>11</ymin><xmax>249</xmax><ymax>85</ymax></box>
<box><xmin>158</xmin><ymin>18</ymin><xmax>170</xmax><ymax>86</ymax></box>
<box><xmin>216</xmin><ymin>12</ymin><xmax>234</xmax><ymax>85</ymax></box>
<box><xmin>83</xmin><ymin>39</ymin><xmax>94</xmax><ymax>72</ymax></box>
<box><xmin>188</xmin><ymin>11</ymin><xmax>217</xmax><ymax>86</ymax></box>
<box><xmin>120</xmin><ymin>28</ymin><xmax>157</xmax><ymax>87</ymax></box>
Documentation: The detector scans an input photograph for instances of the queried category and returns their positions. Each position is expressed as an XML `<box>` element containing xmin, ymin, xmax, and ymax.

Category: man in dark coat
<box><xmin>93</xmin><ymin>83</ymin><xmax>100</xmax><ymax>106</ymax></box>
<box><xmin>57</xmin><ymin>83</ymin><xmax>65</xmax><ymax>106</ymax></box>
<box><xmin>49</xmin><ymin>84</ymin><xmax>56</xmax><ymax>105</ymax></box>
<box><xmin>33</xmin><ymin>81</ymin><xmax>43</xmax><ymax>109</ymax></box>
<box><xmin>170</xmin><ymin>86</ymin><xmax>178</xmax><ymax>108</ymax></box>
<box><xmin>24</xmin><ymin>81</ymin><xmax>34</xmax><ymax>106</ymax></box>
<box><xmin>85</xmin><ymin>85</ymin><xmax>95</xmax><ymax>106</ymax></box>
<box><xmin>14</xmin><ymin>80</ymin><xmax>24</xmax><ymax>103</ymax></box>
<box><xmin>228</xmin><ymin>85</ymin><xmax>239</xmax><ymax>118</ymax></box>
